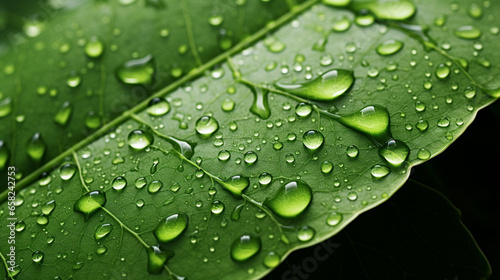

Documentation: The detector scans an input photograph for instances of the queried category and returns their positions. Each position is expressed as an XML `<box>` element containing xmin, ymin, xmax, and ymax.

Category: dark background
<box><xmin>264</xmin><ymin>101</ymin><xmax>499</xmax><ymax>280</ymax></box>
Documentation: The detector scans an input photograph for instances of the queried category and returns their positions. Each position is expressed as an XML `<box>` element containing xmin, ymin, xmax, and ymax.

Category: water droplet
<box><xmin>148</xmin><ymin>180</ymin><xmax>163</xmax><ymax>194</ymax></box>
<box><xmin>0</xmin><ymin>97</ymin><xmax>12</xmax><ymax>118</ymax></box>
<box><xmin>16</xmin><ymin>221</ymin><xmax>26</xmax><ymax>232</ymax></box>
<box><xmin>376</xmin><ymin>40</ymin><xmax>404</xmax><ymax>56</ymax></box>
<box><xmin>36</xmin><ymin>214</ymin><xmax>49</xmax><ymax>225</ymax></box>
<box><xmin>230</xmin><ymin>234</ymin><xmax>261</xmax><ymax>262</ymax></box>
<box><xmin>302</xmin><ymin>130</ymin><xmax>324</xmax><ymax>151</ymax></box>
<box><xmin>249</xmin><ymin>86</ymin><xmax>271</xmax><ymax>119</ymax></box>
<box><xmin>346</xmin><ymin>145</ymin><xmax>359</xmax><ymax>158</ymax></box>
<box><xmin>195</xmin><ymin>116</ymin><xmax>219</xmax><ymax>137</ymax></box>
<box><xmin>264</xmin><ymin>36</ymin><xmax>286</xmax><ymax>53</ymax></box>
<box><xmin>73</xmin><ymin>190</ymin><xmax>107</xmax><ymax>221</ymax></box>
<box><xmin>95</xmin><ymin>223</ymin><xmax>113</xmax><ymax>240</ymax></box>
<box><xmin>135</xmin><ymin>177</ymin><xmax>147</xmax><ymax>189</ymax></box>
<box><xmin>128</xmin><ymin>129</ymin><xmax>154</xmax><ymax>150</ymax></box>
<box><xmin>41</xmin><ymin>200</ymin><xmax>56</xmax><ymax>215</ymax></box>
<box><xmin>0</xmin><ymin>140</ymin><xmax>10</xmax><ymax>170</ymax></box>
<box><xmin>150</xmin><ymin>158</ymin><xmax>159</xmax><ymax>174</ymax></box>
<box><xmin>454</xmin><ymin>26</ymin><xmax>482</xmax><ymax>40</ymax></box>
<box><xmin>258</xmin><ymin>172</ymin><xmax>272</xmax><ymax>186</ymax></box>
<box><xmin>326</xmin><ymin>212</ymin><xmax>343</xmax><ymax>226</ymax></box>
<box><xmin>208</xmin><ymin>15</ymin><xmax>224</xmax><ymax>26</ymax></box>
<box><xmin>336</xmin><ymin>105</ymin><xmax>392</xmax><ymax>144</ymax></box>
<box><xmin>221</xmin><ymin>98</ymin><xmax>235</xmax><ymax>112</ymax></box>
<box><xmin>371</xmin><ymin>164</ymin><xmax>390</xmax><ymax>178</ymax></box>
<box><xmin>66</xmin><ymin>72</ymin><xmax>82</xmax><ymax>88</ymax></box>
<box><xmin>53</xmin><ymin>101</ymin><xmax>73</xmax><ymax>126</ymax></box>
<box><xmin>320</xmin><ymin>161</ymin><xmax>333</xmax><ymax>174</ymax></box>
<box><xmin>96</xmin><ymin>245</ymin><xmax>108</xmax><ymax>255</ymax></box>
<box><xmin>84</xmin><ymin>36</ymin><xmax>104</xmax><ymax>58</ymax></box>
<box><xmin>147</xmin><ymin>246</ymin><xmax>172</xmax><ymax>274</ymax></box>
<box><xmin>416</xmin><ymin>120</ymin><xmax>429</xmax><ymax>131</ymax></box>
<box><xmin>355</xmin><ymin>13</ymin><xmax>375</xmax><ymax>26</ymax></box>
<box><xmin>378</xmin><ymin>139</ymin><xmax>409</xmax><ymax>166</ymax></box>
<box><xmin>85</xmin><ymin>111</ymin><xmax>102</xmax><ymax>129</ymax></box>
<box><xmin>435</xmin><ymin>64</ymin><xmax>450</xmax><ymax>79</ymax></box>
<box><xmin>437</xmin><ymin>117</ymin><xmax>450</xmax><ymax>128</ymax></box>
<box><xmin>153</xmin><ymin>213</ymin><xmax>188</xmax><ymax>243</ymax></box>
<box><xmin>352</xmin><ymin>0</ymin><xmax>416</xmax><ymax>20</ymax></box>
<box><xmin>244</xmin><ymin>151</ymin><xmax>258</xmax><ymax>164</ymax></box>
<box><xmin>417</xmin><ymin>148</ymin><xmax>431</xmax><ymax>160</ymax></box>
<box><xmin>211</xmin><ymin>201</ymin><xmax>225</xmax><ymax>214</ymax></box>
<box><xmin>147</xmin><ymin>98</ymin><xmax>170</xmax><ymax>116</ymax></box>
<box><xmin>27</xmin><ymin>132</ymin><xmax>46</xmax><ymax>161</ymax></box>
<box><xmin>218</xmin><ymin>150</ymin><xmax>231</xmax><ymax>161</ymax></box>
<box><xmin>295</xmin><ymin>102</ymin><xmax>313</xmax><ymax>117</ymax></box>
<box><xmin>468</xmin><ymin>3</ymin><xmax>482</xmax><ymax>19</ymax></box>
<box><xmin>136</xmin><ymin>199</ymin><xmax>145</xmax><ymax>208</ymax></box>
<box><xmin>220</xmin><ymin>175</ymin><xmax>250</xmax><ymax>198</ymax></box>
<box><xmin>263</xmin><ymin>251</ymin><xmax>281</xmax><ymax>268</ymax></box>
<box><xmin>276</xmin><ymin>69</ymin><xmax>354</xmax><ymax>101</ymax></box>
<box><xmin>59</xmin><ymin>163</ymin><xmax>77</xmax><ymax>181</ymax></box>
<box><xmin>266</xmin><ymin>181</ymin><xmax>312</xmax><ymax>218</ymax></box>
<box><xmin>32</xmin><ymin>251</ymin><xmax>44</xmax><ymax>263</ymax></box>
<box><xmin>111</xmin><ymin>176</ymin><xmax>127</xmax><ymax>191</ymax></box>
<box><xmin>297</xmin><ymin>226</ymin><xmax>315</xmax><ymax>242</ymax></box>
<box><xmin>116</xmin><ymin>54</ymin><xmax>155</xmax><ymax>85</ymax></box>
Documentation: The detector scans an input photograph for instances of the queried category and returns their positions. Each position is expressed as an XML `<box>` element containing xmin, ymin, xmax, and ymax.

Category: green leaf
<box><xmin>0</xmin><ymin>0</ymin><xmax>498</xmax><ymax>279</ymax></box>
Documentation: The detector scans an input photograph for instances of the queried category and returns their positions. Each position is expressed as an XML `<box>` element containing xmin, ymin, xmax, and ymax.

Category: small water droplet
<box><xmin>41</xmin><ymin>200</ymin><xmax>56</xmax><ymax>215</ymax></box>
<box><xmin>371</xmin><ymin>164</ymin><xmax>390</xmax><ymax>178</ymax></box>
<box><xmin>376</xmin><ymin>40</ymin><xmax>404</xmax><ymax>56</ymax></box>
<box><xmin>211</xmin><ymin>201</ymin><xmax>225</xmax><ymax>214</ymax></box>
<box><xmin>0</xmin><ymin>97</ymin><xmax>12</xmax><ymax>118</ymax></box>
<box><xmin>208</xmin><ymin>15</ymin><xmax>224</xmax><ymax>26</ymax></box>
<box><xmin>84</xmin><ymin>36</ymin><xmax>104</xmax><ymax>58</ymax></box>
<box><xmin>53</xmin><ymin>101</ymin><xmax>73</xmax><ymax>126</ymax></box>
<box><xmin>435</xmin><ymin>64</ymin><xmax>450</xmax><ymax>79</ymax></box>
<box><xmin>36</xmin><ymin>214</ymin><xmax>49</xmax><ymax>225</ymax></box>
<box><xmin>322</xmin><ymin>0</ymin><xmax>351</xmax><ymax>7</ymax></box>
<box><xmin>147</xmin><ymin>98</ymin><xmax>170</xmax><ymax>116</ymax></box>
<box><xmin>320</xmin><ymin>161</ymin><xmax>333</xmax><ymax>174</ymax></box>
<box><xmin>135</xmin><ymin>177</ymin><xmax>147</xmax><ymax>189</ymax></box>
<box><xmin>153</xmin><ymin>213</ymin><xmax>188</xmax><ymax>243</ymax></box>
<box><xmin>263</xmin><ymin>251</ymin><xmax>281</xmax><ymax>268</ymax></box>
<box><xmin>244</xmin><ymin>151</ymin><xmax>258</xmax><ymax>164</ymax></box>
<box><xmin>27</xmin><ymin>132</ymin><xmax>46</xmax><ymax>161</ymax></box>
<box><xmin>378</xmin><ymin>139</ymin><xmax>409</xmax><ymax>166</ymax></box>
<box><xmin>276</xmin><ymin>69</ymin><xmax>354</xmax><ymax>101</ymax></box>
<box><xmin>73</xmin><ymin>191</ymin><xmax>107</xmax><ymax>221</ymax></box>
<box><xmin>128</xmin><ymin>129</ymin><xmax>154</xmax><ymax>150</ymax></box>
<box><xmin>95</xmin><ymin>223</ymin><xmax>113</xmax><ymax>240</ymax></box>
<box><xmin>230</xmin><ymin>234</ymin><xmax>261</xmax><ymax>262</ymax></box>
<box><xmin>417</xmin><ymin>148</ymin><xmax>431</xmax><ymax>160</ymax></box>
<box><xmin>32</xmin><ymin>251</ymin><xmax>44</xmax><ymax>263</ymax></box>
<box><xmin>266</xmin><ymin>181</ymin><xmax>312</xmax><ymax>218</ymax></box>
<box><xmin>264</xmin><ymin>36</ymin><xmax>286</xmax><ymax>53</ymax></box>
<box><xmin>258</xmin><ymin>172</ymin><xmax>272</xmax><ymax>186</ymax></box>
<box><xmin>295</xmin><ymin>102</ymin><xmax>313</xmax><ymax>117</ymax></box>
<box><xmin>455</xmin><ymin>26</ymin><xmax>482</xmax><ymax>40</ymax></box>
<box><xmin>297</xmin><ymin>226</ymin><xmax>315</xmax><ymax>242</ymax></box>
<box><xmin>0</xmin><ymin>140</ymin><xmax>10</xmax><ymax>170</ymax></box>
<box><xmin>346</xmin><ymin>145</ymin><xmax>359</xmax><ymax>158</ymax></box>
<box><xmin>195</xmin><ymin>116</ymin><xmax>219</xmax><ymax>137</ymax></box>
<box><xmin>148</xmin><ymin>180</ymin><xmax>163</xmax><ymax>194</ymax></box>
<box><xmin>220</xmin><ymin>175</ymin><xmax>250</xmax><ymax>198</ymax></box>
<box><xmin>221</xmin><ymin>98</ymin><xmax>235</xmax><ymax>112</ymax></box>
<box><xmin>111</xmin><ymin>176</ymin><xmax>127</xmax><ymax>191</ymax></box>
<box><xmin>302</xmin><ymin>130</ymin><xmax>324</xmax><ymax>151</ymax></box>
<box><xmin>326</xmin><ymin>212</ymin><xmax>343</xmax><ymax>226</ymax></box>
<box><xmin>59</xmin><ymin>163</ymin><xmax>77</xmax><ymax>181</ymax></box>
<box><xmin>116</xmin><ymin>54</ymin><xmax>155</xmax><ymax>85</ymax></box>
<box><xmin>218</xmin><ymin>150</ymin><xmax>231</xmax><ymax>161</ymax></box>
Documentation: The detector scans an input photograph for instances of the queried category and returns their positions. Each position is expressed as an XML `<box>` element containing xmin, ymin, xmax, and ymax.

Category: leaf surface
<box><xmin>0</xmin><ymin>0</ymin><xmax>498</xmax><ymax>279</ymax></box>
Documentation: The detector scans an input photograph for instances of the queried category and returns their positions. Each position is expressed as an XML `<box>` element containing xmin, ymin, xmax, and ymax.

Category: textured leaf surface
<box><xmin>0</xmin><ymin>0</ymin><xmax>498</xmax><ymax>279</ymax></box>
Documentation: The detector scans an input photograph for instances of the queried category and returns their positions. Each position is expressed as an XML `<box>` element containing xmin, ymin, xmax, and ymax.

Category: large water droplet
<box><xmin>378</xmin><ymin>139</ymin><xmax>409</xmax><ymax>166</ymax></box>
<box><xmin>84</xmin><ymin>36</ymin><xmax>104</xmax><ymax>58</ymax></box>
<box><xmin>266</xmin><ymin>181</ymin><xmax>312</xmax><ymax>218</ymax></box>
<box><xmin>147</xmin><ymin>246</ymin><xmax>173</xmax><ymax>274</ymax></box>
<box><xmin>336</xmin><ymin>105</ymin><xmax>392</xmax><ymax>144</ymax></box>
<box><xmin>59</xmin><ymin>163</ymin><xmax>77</xmax><ymax>181</ymax></box>
<box><xmin>302</xmin><ymin>130</ymin><xmax>324</xmax><ymax>151</ymax></box>
<box><xmin>352</xmin><ymin>0</ymin><xmax>416</xmax><ymax>21</ymax></box>
<box><xmin>276</xmin><ymin>69</ymin><xmax>354</xmax><ymax>101</ymax></box>
<box><xmin>376</xmin><ymin>40</ymin><xmax>404</xmax><ymax>56</ymax></box>
<box><xmin>195</xmin><ymin>116</ymin><xmax>219</xmax><ymax>137</ymax></box>
<box><xmin>249</xmin><ymin>86</ymin><xmax>271</xmax><ymax>119</ymax></box>
<box><xmin>454</xmin><ymin>26</ymin><xmax>482</xmax><ymax>40</ymax></box>
<box><xmin>53</xmin><ymin>101</ymin><xmax>73</xmax><ymax>126</ymax></box>
<box><xmin>116</xmin><ymin>54</ymin><xmax>155</xmax><ymax>85</ymax></box>
<box><xmin>73</xmin><ymin>191</ymin><xmax>107</xmax><ymax>221</ymax></box>
<box><xmin>95</xmin><ymin>223</ymin><xmax>113</xmax><ymax>240</ymax></box>
<box><xmin>230</xmin><ymin>234</ymin><xmax>261</xmax><ymax>262</ymax></box>
<box><xmin>147</xmin><ymin>97</ymin><xmax>170</xmax><ymax>116</ymax></box>
<box><xmin>128</xmin><ymin>129</ymin><xmax>154</xmax><ymax>150</ymax></box>
<box><xmin>27</xmin><ymin>132</ymin><xmax>46</xmax><ymax>161</ymax></box>
<box><xmin>153</xmin><ymin>213</ymin><xmax>189</xmax><ymax>243</ymax></box>
<box><xmin>219</xmin><ymin>175</ymin><xmax>250</xmax><ymax>198</ymax></box>
<box><xmin>111</xmin><ymin>176</ymin><xmax>127</xmax><ymax>191</ymax></box>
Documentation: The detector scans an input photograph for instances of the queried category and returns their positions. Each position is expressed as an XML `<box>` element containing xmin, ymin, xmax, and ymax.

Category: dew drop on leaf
<box><xmin>336</xmin><ymin>105</ymin><xmax>392</xmax><ymax>144</ymax></box>
<box><xmin>41</xmin><ymin>200</ymin><xmax>56</xmax><ymax>215</ymax></box>
<box><xmin>153</xmin><ymin>213</ymin><xmax>189</xmax><ymax>243</ymax></box>
<box><xmin>258</xmin><ymin>172</ymin><xmax>272</xmax><ymax>186</ymax></box>
<box><xmin>326</xmin><ymin>212</ymin><xmax>343</xmax><ymax>226</ymax></box>
<box><xmin>195</xmin><ymin>116</ymin><xmax>219</xmax><ymax>137</ymax></box>
<box><xmin>378</xmin><ymin>139</ymin><xmax>410</xmax><ymax>166</ymax></box>
<box><xmin>84</xmin><ymin>36</ymin><xmax>104</xmax><ymax>58</ymax></box>
<box><xmin>302</xmin><ymin>130</ymin><xmax>324</xmax><ymax>151</ymax></box>
<box><xmin>244</xmin><ymin>151</ymin><xmax>258</xmax><ymax>164</ymax></box>
<box><xmin>32</xmin><ymin>251</ymin><xmax>44</xmax><ymax>264</ymax></box>
<box><xmin>276</xmin><ymin>69</ymin><xmax>354</xmax><ymax>101</ymax></box>
<box><xmin>370</xmin><ymin>164</ymin><xmax>390</xmax><ymax>178</ymax></box>
<box><xmin>375</xmin><ymin>40</ymin><xmax>404</xmax><ymax>56</ymax></box>
<box><xmin>220</xmin><ymin>175</ymin><xmax>250</xmax><ymax>198</ymax></box>
<box><xmin>95</xmin><ymin>223</ymin><xmax>113</xmax><ymax>240</ymax></box>
<box><xmin>147</xmin><ymin>97</ymin><xmax>170</xmax><ymax>116</ymax></box>
<box><xmin>320</xmin><ymin>161</ymin><xmax>334</xmax><ymax>174</ymax></box>
<box><xmin>111</xmin><ymin>176</ymin><xmax>127</xmax><ymax>191</ymax></box>
<box><xmin>147</xmin><ymin>246</ymin><xmax>172</xmax><ymax>274</ymax></box>
<box><xmin>53</xmin><ymin>101</ymin><xmax>73</xmax><ymax>126</ymax></box>
<box><xmin>36</xmin><ymin>214</ymin><xmax>49</xmax><ymax>225</ymax></box>
<box><xmin>73</xmin><ymin>190</ymin><xmax>107</xmax><ymax>221</ymax></box>
<box><xmin>266</xmin><ymin>181</ymin><xmax>312</xmax><ymax>218</ymax></box>
<box><xmin>128</xmin><ymin>129</ymin><xmax>154</xmax><ymax>150</ymax></box>
<box><xmin>346</xmin><ymin>145</ymin><xmax>359</xmax><ymax>158</ymax></box>
<box><xmin>66</xmin><ymin>72</ymin><xmax>82</xmax><ymax>88</ymax></box>
<box><xmin>230</xmin><ymin>234</ymin><xmax>261</xmax><ymax>262</ymax></box>
<box><xmin>435</xmin><ymin>64</ymin><xmax>450</xmax><ymax>79</ymax></box>
<box><xmin>263</xmin><ymin>251</ymin><xmax>281</xmax><ymax>268</ymax></box>
<box><xmin>0</xmin><ymin>97</ymin><xmax>12</xmax><ymax>118</ymax></box>
<box><xmin>134</xmin><ymin>177</ymin><xmax>147</xmax><ymax>189</ymax></box>
<box><xmin>59</xmin><ymin>163</ymin><xmax>77</xmax><ymax>181</ymax></box>
<box><xmin>27</xmin><ymin>132</ymin><xmax>46</xmax><ymax>161</ymax></box>
<box><xmin>116</xmin><ymin>54</ymin><xmax>155</xmax><ymax>85</ymax></box>
<box><xmin>147</xmin><ymin>180</ymin><xmax>163</xmax><ymax>194</ymax></box>
<box><xmin>295</xmin><ymin>102</ymin><xmax>313</xmax><ymax>117</ymax></box>
<box><xmin>211</xmin><ymin>200</ymin><xmax>225</xmax><ymax>214</ymax></box>
<box><xmin>297</xmin><ymin>226</ymin><xmax>315</xmax><ymax>242</ymax></box>
<box><xmin>417</xmin><ymin>148</ymin><xmax>431</xmax><ymax>160</ymax></box>
<box><xmin>454</xmin><ymin>25</ymin><xmax>482</xmax><ymax>40</ymax></box>
<box><xmin>322</xmin><ymin>0</ymin><xmax>351</xmax><ymax>8</ymax></box>
<box><xmin>352</xmin><ymin>0</ymin><xmax>416</xmax><ymax>21</ymax></box>
<box><xmin>0</xmin><ymin>140</ymin><xmax>9</xmax><ymax>169</ymax></box>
